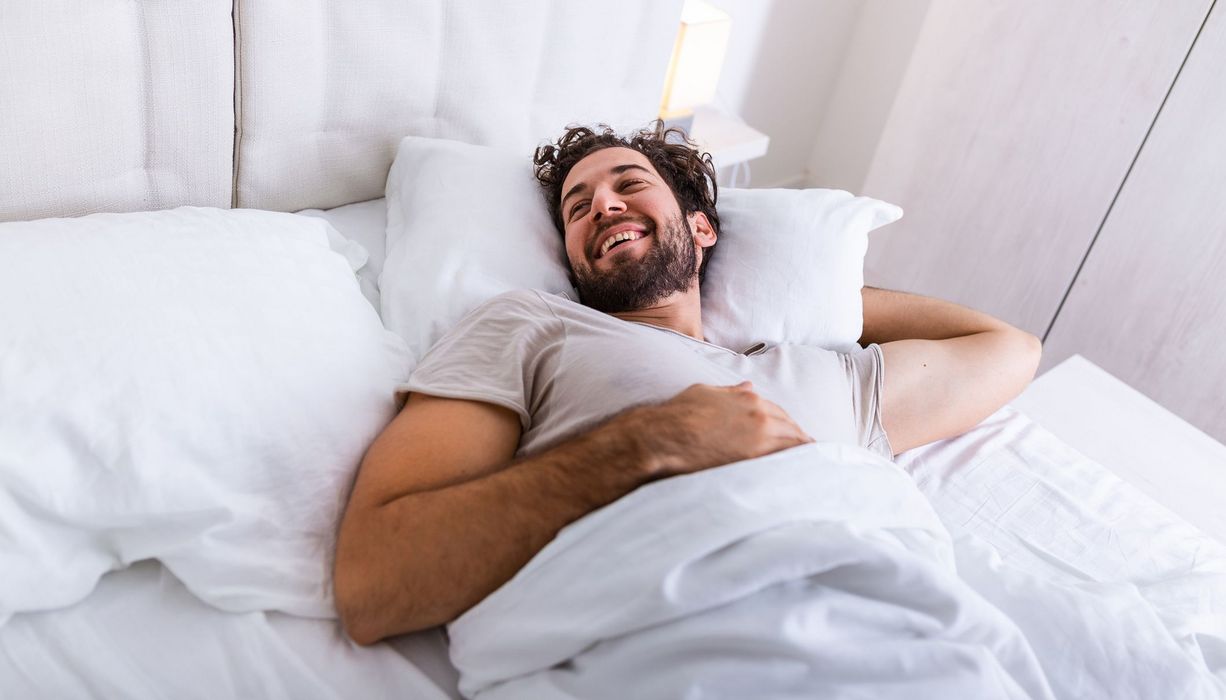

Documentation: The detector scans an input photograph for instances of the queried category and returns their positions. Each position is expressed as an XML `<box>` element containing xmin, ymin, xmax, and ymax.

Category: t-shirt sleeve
<box><xmin>840</xmin><ymin>343</ymin><xmax>894</xmax><ymax>460</ymax></box>
<box><xmin>396</xmin><ymin>290</ymin><xmax>564</xmax><ymax>430</ymax></box>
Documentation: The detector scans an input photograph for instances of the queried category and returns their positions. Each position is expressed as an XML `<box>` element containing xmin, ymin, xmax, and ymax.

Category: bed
<box><xmin>2</xmin><ymin>2</ymin><xmax>1224</xmax><ymax>699</ymax></box>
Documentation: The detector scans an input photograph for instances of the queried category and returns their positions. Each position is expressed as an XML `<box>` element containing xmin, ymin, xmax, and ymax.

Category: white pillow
<box><xmin>381</xmin><ymin>137</ymin><xmax>575</xmax><ymax>361</ymax></box>
<box><xmin>703</xmin><ymin>188</ymin><xmax>901</xmax><ymax>353</ymax></box>
<box><xmin>0</xmin><ymin>207</ymin><xmax>411</xmax><ymax>623</ymax></box>
<box><xmin>297</xmin><ymin>199</ymin><xmax>387</xmax><ymax>312</ymax></box>
<box><xmin>380</xmin><ymin>136</ymin><xmax>901</xmax><ymax>360</ymax></box>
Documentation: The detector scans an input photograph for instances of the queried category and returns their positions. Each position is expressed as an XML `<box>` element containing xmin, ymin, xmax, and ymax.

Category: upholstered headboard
<box><xmin>0</xmin><ymin>0</ymin><xmax>682</xmax><ymax>222</ymax></box>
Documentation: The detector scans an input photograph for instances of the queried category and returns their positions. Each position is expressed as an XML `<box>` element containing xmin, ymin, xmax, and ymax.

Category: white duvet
<box><xmin>448</xmin><ymin>442</ymin><xmax>1225</xmax><ymax>700</ymax></box>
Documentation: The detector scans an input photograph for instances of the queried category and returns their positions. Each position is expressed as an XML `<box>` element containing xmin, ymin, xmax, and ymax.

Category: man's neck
<box><xmin>609</xmin><ymin>287</ymin><xmax>705</xmax><ymax>341</ymax></box>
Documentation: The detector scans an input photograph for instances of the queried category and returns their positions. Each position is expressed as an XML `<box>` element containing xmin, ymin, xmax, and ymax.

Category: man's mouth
<box><xmin>594</xmin><ymin>223</ymin><xmax>651</xmax><ymax>260</ymax></box>
<box><xmin>597</xmin><ymin>231</ymin><xmax>649</xmax><ymax>258</ymax></box>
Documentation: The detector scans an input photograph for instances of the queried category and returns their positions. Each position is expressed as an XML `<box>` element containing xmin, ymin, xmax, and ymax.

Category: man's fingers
<box><xmin>757</xmin><ymin>397</ymin><xmax>795</xmax><ymax>423</ymax></box>
<box><xmin>763</xmin><ymin>430</ymin><xmax>814</xmax><ymax>455</ymax></box>
<box><xmin>761</xmin><ymin>408</ymin><xmax>814</xmax><ymax>444</ymax></box>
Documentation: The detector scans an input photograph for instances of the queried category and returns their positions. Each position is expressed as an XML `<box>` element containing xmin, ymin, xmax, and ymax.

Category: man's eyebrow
<box><xmin>561</xmin><ymin>181</ymin><xmax>590</xmax><ymax>209</ymax></box>
<box><xmin>561</xmin><ymin>163</ymin><xmax>653</xmax><ymax>208</ymax></box>
<box><xmin>610</xmin><ymin>163</ymin><xmax>651</xmax><ymax>176</ymax></box>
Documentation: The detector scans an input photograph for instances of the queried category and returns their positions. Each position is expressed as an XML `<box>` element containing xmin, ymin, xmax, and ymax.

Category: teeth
<box><xmin>599</xmin><ymin>230</ymin><xmax>643</xmax><ymax>257</ymax></box>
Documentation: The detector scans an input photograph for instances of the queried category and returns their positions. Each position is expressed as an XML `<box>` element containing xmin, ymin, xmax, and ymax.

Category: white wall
<box><xmin>706</xmin><ymin>0</ymin><xmax>861</xmax><ymax>187</ymax></box>
<box><xmin>806</xmin><ymin>0</ymin><xmax>932</xmax><ymax>192</ymax></box>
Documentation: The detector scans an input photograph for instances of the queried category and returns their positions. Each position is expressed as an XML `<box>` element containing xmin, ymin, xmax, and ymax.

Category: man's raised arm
<box><xmin>333</xmin><ymin>382</ymin><xmax>812</xmax><ymax>644</ymax></box>
<box><xmin>859</xmin><ymin>287</ymin><xmax>1041</xmax><ymax>455</ymax></box>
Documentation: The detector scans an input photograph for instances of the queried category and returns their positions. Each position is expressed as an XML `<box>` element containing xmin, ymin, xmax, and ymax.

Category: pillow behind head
<box><xmin>381</xmin><ymin>137</ymin><xmax>576</xmax><ymax>361</ymax></box>
<box><xmin>380</xmin><ymin>136</ymin><xmax>901</xmax><ymax>361</ymax></box>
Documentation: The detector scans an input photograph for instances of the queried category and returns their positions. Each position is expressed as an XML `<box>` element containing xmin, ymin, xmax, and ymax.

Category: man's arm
<box><xmin>859</xmin><ymin>287</ymin><xmax>1042</xmax><ymax>454</ymax></box>
<box><xmin>334</xmin><ymin>382</ymin><xmax>812</xmax><ymax>645</ymax></box>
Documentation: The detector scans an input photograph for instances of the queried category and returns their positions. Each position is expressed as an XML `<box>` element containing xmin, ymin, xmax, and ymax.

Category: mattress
<box><xmin>5</xmin><ymin>201</ymin><xmax>1221</xmax><ymax>697</ymax></box>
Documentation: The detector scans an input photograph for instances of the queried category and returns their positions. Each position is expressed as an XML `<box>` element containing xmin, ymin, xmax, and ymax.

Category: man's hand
<box><xmin>629</xmin><ymin>382</ymin><xmax>815</xmax><ymax>477</ymax></box>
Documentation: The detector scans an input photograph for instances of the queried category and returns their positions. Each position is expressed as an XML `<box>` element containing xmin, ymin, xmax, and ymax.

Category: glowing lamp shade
<box><xmin>659</xmin><ymin>0</ymin><xmax>732</xmax><ymax>121</ymax></box>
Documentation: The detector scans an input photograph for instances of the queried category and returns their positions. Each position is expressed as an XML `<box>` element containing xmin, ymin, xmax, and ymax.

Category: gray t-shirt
<box><xmin>399</xmin><ymin>289</ymin><xmax>893</xmax><ymax>460</ymax></box>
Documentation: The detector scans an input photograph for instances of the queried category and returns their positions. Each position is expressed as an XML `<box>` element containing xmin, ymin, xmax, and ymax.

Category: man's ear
<box><xmin>688</xmin><ymin>211</ymin><xmax>717</xmax><ymax>250</ymax></box>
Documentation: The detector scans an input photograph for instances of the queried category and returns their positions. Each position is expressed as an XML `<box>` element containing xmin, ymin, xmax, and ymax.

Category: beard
<box><xmin>570</xmin><ymin>213</ymin><xmax>699</xmax><ymax>314</ymax></box>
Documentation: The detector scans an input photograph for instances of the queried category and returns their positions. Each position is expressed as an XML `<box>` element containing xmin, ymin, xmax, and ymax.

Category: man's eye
<box><xmin>569</xmin><ymin>202</ymin><xmax>589</xmax><ymax>219</ymax></box>
<box><xmin>620</xmin><ymin>179</ymin><xmax>644</xmax><ymax>190</ymax></box>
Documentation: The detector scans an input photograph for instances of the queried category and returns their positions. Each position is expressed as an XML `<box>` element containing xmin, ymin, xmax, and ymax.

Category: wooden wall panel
<box><xmin>860</xmin><ymin>0</ymin><xmax>1213</xmax><ymax>336</ymax></box>
<box><xmin>1042</xmin><ymin>3</ymin><xmax>1226</xmax><ymax>443</ymax></box>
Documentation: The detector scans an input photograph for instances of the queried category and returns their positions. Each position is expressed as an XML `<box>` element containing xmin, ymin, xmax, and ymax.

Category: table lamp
<box><xmin>659</xmin><ymin>0</ymin><xmax>732</xmax><ymax>133</ymax></box>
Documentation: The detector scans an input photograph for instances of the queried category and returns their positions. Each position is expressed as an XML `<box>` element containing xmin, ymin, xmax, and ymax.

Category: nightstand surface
<box><xmin>689</xmin><ymin>106</ymin><xmax>769</xmax><ymax>171</ymax></box>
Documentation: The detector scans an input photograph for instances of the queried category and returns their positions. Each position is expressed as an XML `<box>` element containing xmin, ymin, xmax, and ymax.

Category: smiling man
<box><xmin>332</xmin><ymin>122</ymin><xmax>1042</xmax><ymax>645</ymax></box>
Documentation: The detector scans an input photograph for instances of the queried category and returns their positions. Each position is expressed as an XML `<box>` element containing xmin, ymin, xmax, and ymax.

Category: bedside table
<box><xmin>687</xmin><ymin>106</ymin><xmax>770</xmax><ymax>182</ymax></box>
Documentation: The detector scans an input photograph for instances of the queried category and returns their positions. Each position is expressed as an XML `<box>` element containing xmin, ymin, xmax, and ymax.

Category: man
<box><xmin>333</xmin><ymin>123</ymin><xmax>1041</xmax><ymax>646</ymax></box>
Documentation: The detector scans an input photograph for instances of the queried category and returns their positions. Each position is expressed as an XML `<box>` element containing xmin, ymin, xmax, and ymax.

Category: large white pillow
<box><xmin>0</xmin><ymin>207</ymin><xmax>411</xmax><ymax>623</ymax></box>
<box><xmin>379</xmin><ymin>136</ymin><xmax>901</xmax><ymax>361</ymax></box>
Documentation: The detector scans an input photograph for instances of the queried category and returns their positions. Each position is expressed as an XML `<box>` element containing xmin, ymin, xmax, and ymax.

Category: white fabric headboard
<box><xmin>234</xmin><ymin>1</ymin><xmax>682</xmax><ymax>211</ymax></box>
<box><xmin>0</xmin><ymin>1</ymin><xmax>234</xmax><ymax>221</ymax></box>
<box><xmin>0</xmin><ymin>0</ymin><xmax>683</xmax><ymax>222</ymax></box>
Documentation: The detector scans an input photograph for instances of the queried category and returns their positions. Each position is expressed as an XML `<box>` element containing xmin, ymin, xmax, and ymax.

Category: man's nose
<box><xmin>591</xmin><ymin>189</ymin><xmax>625</xmax><ymax>220</ymax></box>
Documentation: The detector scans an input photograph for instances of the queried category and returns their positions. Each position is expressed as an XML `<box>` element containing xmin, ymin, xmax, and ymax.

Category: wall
<box><xmin>805</xmin><ymin>0</ymin><xmax>931</xmax><ymax>192</ymax></box>
<box><xmin>706</xmin><ymin>0</ymin><xmax>861</xmax><ymax>187</ymax></box>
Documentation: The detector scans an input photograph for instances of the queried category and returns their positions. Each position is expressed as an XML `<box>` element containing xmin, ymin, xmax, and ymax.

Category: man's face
<box><xmin>558</xmin><ymin>147</ymin><xmax>710</xmax><ymax>313</ymax></box>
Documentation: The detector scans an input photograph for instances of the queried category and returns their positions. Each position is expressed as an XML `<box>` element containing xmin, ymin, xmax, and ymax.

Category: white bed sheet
<box><xmin>902</xmin><ymin>405</ymin><xmax>1226</xmax><ymax>585</ymax></box>
<box><xmin>0</xmin><ymin>561</ymin><xmax>461</xmax><ymax>700</ymax></box>
<box><xmin>1012</xmin><ymin>355</ymin><xmax>1226</xmax><ymax>545</ymax></box>
<box><xmin>900</xmin><ymin>406</ymin><xmax>1226</xmax><ymax>669</ymax></box>
<box><xmin>6</xmin><ymin>404</ymin><xmax>1220</xmax><ymax>698</ymax></box>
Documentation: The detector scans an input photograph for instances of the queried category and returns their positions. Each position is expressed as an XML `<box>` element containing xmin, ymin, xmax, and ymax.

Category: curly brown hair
<box><xmin>533</xmin><ymin>121</ymin><xmax>720</xmax><ymax>283</ymax></box>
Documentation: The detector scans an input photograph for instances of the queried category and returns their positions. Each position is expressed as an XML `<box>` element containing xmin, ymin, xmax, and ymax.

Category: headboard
<box><xmin>0</xmin><ymin>0</ymin><xmax>682</xmax><ymax>222</ymax></box>
<box><xmin>0</xmin><ymin>1</ymin><xmax>234</xmax><ymax>221</ymax></box>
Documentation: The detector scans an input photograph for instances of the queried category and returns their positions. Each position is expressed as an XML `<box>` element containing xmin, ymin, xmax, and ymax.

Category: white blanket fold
<box><xmin>449</xmin><ymin>443</ymin><xmax>1055</xmax><ymax>699</ymax></box>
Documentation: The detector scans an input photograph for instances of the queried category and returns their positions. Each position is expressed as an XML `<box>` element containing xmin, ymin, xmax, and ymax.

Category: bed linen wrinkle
<box><xmin>441</xmin><ymin>413</ymin><xmax>1226</xmax><ymax>699</ymax></box>
<box><xmin>449</xmin><ymin>442</ymin><xmax>1056</xmax><ymax>699</ymax></box>
<box><xmin>902</xmin><ymin>407</ymin><xmax>1226</xmax><ymax>695</ymax></box>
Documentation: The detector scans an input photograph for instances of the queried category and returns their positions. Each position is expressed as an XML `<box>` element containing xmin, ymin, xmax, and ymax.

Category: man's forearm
<box><xmin>336</xmin><ymin>408</ymin><xmax>657</xmax><ymax>644</ymax></box>
<box><xmin>858</xmin><ymin>286</ymin><xmax>1023</xmax><ymax>345</ymax></box>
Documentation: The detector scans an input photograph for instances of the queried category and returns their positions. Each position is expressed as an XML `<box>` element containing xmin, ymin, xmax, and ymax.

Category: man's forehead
<box><xmin>563</xmin><ymin>147</ymin><xmax>657</xmax><ymax>192</ymax></box>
